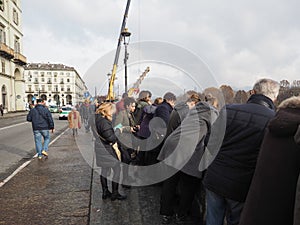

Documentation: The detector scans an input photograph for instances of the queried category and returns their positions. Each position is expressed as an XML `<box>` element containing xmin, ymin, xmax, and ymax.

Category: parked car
<box><xmin>58</xmin><ymin>106</ymin><xmax>72</xmax><ymax>120</ymax></box>
<box><xmin>49</xmin><ymin>105</ymin><xmax>59</xmax><ymax>113</ymax></box>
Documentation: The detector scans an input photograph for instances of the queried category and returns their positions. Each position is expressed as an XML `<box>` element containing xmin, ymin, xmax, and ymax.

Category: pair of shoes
<box><xmin>42</xmin><ymin>150</ymin><xmax>48</xmax><ymax>157</ymax></box>
<box><xmin>161</xmin><ymin>215</ymin><xmax>172</xmax><ymax>224</ymax></box>
<box><xmin>111</xmin><ymin>193</ymin><xmax>127</xmax><ymax>201</ymax></box>
<box><xmin>38</xmin><ymin>156</ymin><xmax>43</xmax><ymax>160</ymax></box>
<box><xmin>102</xmin><ymin>189</ymin><xmax>112</xmax><ymax>200</ymax></box>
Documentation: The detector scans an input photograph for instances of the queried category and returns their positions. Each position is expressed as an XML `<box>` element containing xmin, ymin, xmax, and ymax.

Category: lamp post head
<box><xmin>121</xmin><ymin>28</ymin><xmax>131</xmax><ymax>44</ymax></box>
<box><xmin>121</xmin><ymin>28</ymin><xmax>131</xmax><ymax>37</ymax></box>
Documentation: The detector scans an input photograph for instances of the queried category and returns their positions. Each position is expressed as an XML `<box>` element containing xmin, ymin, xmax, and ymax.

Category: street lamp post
<box><xmin>121</xmin><ymin>28</ymin><xmax>131</xmax><ymax>94</ymax></box>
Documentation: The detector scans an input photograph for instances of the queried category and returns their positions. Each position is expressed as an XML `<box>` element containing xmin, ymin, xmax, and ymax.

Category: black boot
<box><xmin>111</xmin><ymin>181</ymin><xmax>127</xmax><ymax>201</ymax></box>
<box><xmin>100</xmin><ymin>176</ymin><xmax>112</xmax><ymax>200</ymax></box>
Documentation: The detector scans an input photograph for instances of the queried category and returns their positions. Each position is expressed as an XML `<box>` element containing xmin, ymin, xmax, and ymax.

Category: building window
<box><xmin>0</xmin><ymin>1</ymin><xmax>4</xmax><ymax>11</ymax></box>
<box><xmin>34</xmin><ymin>78</ymin><xmax>38</xmax><ymax>83</ymax></box>
<box><xmin>54</xmin><ymin>78</ymin><xmax>57</xmax><ymax>83</ymax></box>
<box><xmin>47</xmin><ymin>72</ymin><xmax>51</xmax><ymax>75</ymax></box>
<box><xmin>40</xmin><ymin>72</ymin><xmax>44</xmax><ymax>77</ymax></box>
<box><xmin>14</xmin><ymin>36</ymin><xmax>20</xmax><ymax>52</ymax></box>
<box><xmin>0</xmin><ymin>26</ymin><xmax>6</xmax><ymax>44</ymax></box>
<box><xmin>1</xmin><ymin>60</ymin><xmax>5</xmax><ymax>73</ymax></box>
<box><xmin>66</xmin><ymin>72</ymin><xmax>70</xmax><ymax>76</ymax></box>
<box><xmin>48</xmin><ymin>85</ymin><xmax>52</xmax><ymax>91</ymax></box>
<box><xmin>34</xmin><ymin>71</ymin><xmax>38</xmax><ymax>75</ymax></box>
<box><xmin>41</xmin><ymin>78</ymin><xmax>45</xmax><ymax>82</ymax></box>
<box><xmin>13</xmin><ymin>9</ymin><xmax>19</xmax><ymax>25</ymax></box>
<box><xmin>28</xmin><ymin>85</ymin><xmax>32</xmax><ymax>92</ymax></box>
<box><xmin>61</xmin><ymin>87</ymin><xmax>64</xmax><ymax>91</ymax></box>
<box><xmin>54</xmin><ymin>85</ymin><xmax>58</xmax><ymax>92</ymax></box>
<box><xmin>54</xmin><ymin>72</ymin><xmax>57</xmax><ymax>77</ymax></box>
<box><xmin>67</xmin><ymin>78</ymin><xmax>70</xmax><ymax>82</ymax></box>
<box><xmin>41</xmin><ymin>85</ymin><xmax>45</xmax><ymax>91</ymax></box>
<box><xmin>60</xmin><ymin>72</ymin><xmax>64</xmax><ymax>75</ymax></box>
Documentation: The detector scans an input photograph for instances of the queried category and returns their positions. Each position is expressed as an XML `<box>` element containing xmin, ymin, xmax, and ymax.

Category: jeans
<box><xmin>33</xmin><ymin>130</ymin><xmax>50</xmax><ymax>157</ymax></box>
<box><xmin>206</xmin><ymin>189</ymin><xmax>244</xmax><ymax>225</ymax></box>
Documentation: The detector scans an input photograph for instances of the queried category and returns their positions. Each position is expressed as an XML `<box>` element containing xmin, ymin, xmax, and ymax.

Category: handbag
<box><xmin>112</xmin><ymin>143</ymin><xmax>121</xmax><ymax>161</ymax></box>
<box><xmin>92</xmin><ymin>125</ymin><xmax>121</xmax><ymax>161</ymax></box>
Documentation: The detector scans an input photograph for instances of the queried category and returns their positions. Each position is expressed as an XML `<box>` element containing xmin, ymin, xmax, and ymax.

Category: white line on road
<box><xmin>0</xmin><ymin>122</ymin><xmax>29</xmax><ymax>131</ymax></box>
<box><xmin>0</xmin><ymin>128</ymin><xmax>69</xmax><ymax>188</ymax></box>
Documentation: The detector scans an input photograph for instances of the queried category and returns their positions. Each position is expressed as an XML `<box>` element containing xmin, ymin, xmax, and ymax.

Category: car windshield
<box><xmin>62</xmin><ymin>107</ymin><xmax>72</xmax><ymax>111</ymax></box>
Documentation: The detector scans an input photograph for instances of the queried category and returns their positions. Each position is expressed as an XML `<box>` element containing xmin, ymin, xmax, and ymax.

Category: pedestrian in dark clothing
<box><xmin>26</xmin><ymin>99</ymin><xmax>55</xmax><ymax>159</ymax></box>
<box><xmin>145</xmin><ymin>92</ymin><xmax>176</xmax><ymax>165</ymax></box>
<box><xmin>158</xmin><ymin>94</ymin><xmax>205</xmax><ymax>224</ymax></box>
<box><xmin>94</xmin><ymin>102</ymin><xmax>126</xmax><ymax>201</ymax></box>
<box><xmin>203</xmin><ymin>78</ymin><xmax>280</xmax><ymax>225</ymax></box>
<box><xmin>134</xmin><ymin>90</ymin><xmax>152</xmax><ymax>125</ymax></box>
<box><xmin>0</xmin><ymin>104</ymin><xmax>3</xmax><ymax>116</ymax></box>
<box><xmin>135</xmin><ymin>97</ymin><xmax>163</xmax><ymax>165</ymax></box>
<box><xmin>239</xmin><ymin>96</ymin><xmax>300</xmax><ymax>225</ymax></box>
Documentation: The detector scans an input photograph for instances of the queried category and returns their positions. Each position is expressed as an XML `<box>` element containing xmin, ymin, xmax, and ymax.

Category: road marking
<box><xmin>0</xmin><ymin>128</ymin><xmax>69</xmax><ymax>188</ymax></box>
<box><xmin>0</xmin><ymin>122</ymin><xmax>29</xmax><ymax>131</ymax></box>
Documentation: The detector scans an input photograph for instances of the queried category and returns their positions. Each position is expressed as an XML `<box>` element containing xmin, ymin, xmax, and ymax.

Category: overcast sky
<box><xmin>22</xmin><ymin>0</ymin><xmax>300</xmax><ymax>94</ymax></box>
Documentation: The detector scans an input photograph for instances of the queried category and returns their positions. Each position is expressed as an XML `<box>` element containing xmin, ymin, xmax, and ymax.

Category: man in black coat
<box><xmin>27</xmin><ymin>99</ymin><xmax>55</xmax><ymax>159</ymax></box>
<box><xmin>144</xmin><ymin>92</ymin><xmax>176</xmax><ymax>165</ymax></box>
<box><xmin>202</xmin><ymin>78</ymin><xmax>280</xmax><ymax>225</ymax></box>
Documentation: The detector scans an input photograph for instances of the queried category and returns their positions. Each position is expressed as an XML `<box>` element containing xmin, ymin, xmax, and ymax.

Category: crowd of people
<box><xmin>25</xmin><ymin>77</ymin><xmax>300</xmax><ymax>225</ymax></box>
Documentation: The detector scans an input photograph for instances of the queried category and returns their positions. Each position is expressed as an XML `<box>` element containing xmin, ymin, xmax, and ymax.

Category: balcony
<box><xmin>13</xmin><ymin>52</ymin><xmax>27</xmax><ymax>66</ymax></box>
<box><xmin>25</xmin><ymin>89</ymin><xmax>34</xmax><ymax>93</ymax></box>
<box><xmin>0</xmin><ymin>43</ymin><xmax>14</xmax><ymax>59</ymax></box>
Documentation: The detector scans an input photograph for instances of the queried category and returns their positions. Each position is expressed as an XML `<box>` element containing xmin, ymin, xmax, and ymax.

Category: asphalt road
<box><xmin>0</xmin><ymin>114</ymin><xmax>204</xmax><ymax>225</ymax></box>
<box><xmin>0</xmin><ymin>113</ymin><xmax>68</xmax><ymax>181</ymax></box>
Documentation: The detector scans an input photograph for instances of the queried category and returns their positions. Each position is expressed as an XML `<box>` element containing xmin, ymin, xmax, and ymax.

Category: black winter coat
<box><xmin>203</xmin><ymin>94</ymin><xmax>276</xmax><ymax>202</ymax></box>
<box><xmin>239</xmin><ymin>106</ymin><xmax>300</xmax><ymax>225</ymax></box>
<box><xmin>27</xmin><ymin>104</ymin><xmax>54</xmax><ymax>130</ymax></box>
<box><xmin>94</xmin><ymin>114</ymin><xmax>119</xmax><ymax>168</ymax></box>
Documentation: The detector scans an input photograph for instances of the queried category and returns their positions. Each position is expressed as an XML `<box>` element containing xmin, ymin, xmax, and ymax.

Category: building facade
<box><xmin>24</xmin><ymin>63</ymin><xmax>87</xmax><ymax>107</ymax></box>
<box><xmin>0</xmin><ymin>0</ymin><xmax>27</xmax><ymax>112</ymax></box>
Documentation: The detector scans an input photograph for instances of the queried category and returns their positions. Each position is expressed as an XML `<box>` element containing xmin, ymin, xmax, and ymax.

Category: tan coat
<box><xmin>68</xmin><ymin>110</ymin><xmax>81</xmax><ymax>129</ymax></box>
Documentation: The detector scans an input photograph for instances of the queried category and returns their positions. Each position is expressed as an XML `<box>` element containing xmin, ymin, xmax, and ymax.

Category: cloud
<box><xmin>22</xmin><ymin>0</ymin><xmax>300</xmax><ymax>92</ymax></box>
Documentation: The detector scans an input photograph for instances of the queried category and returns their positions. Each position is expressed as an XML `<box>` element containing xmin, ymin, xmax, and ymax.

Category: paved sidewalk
<box><xmin>0</xmin><ymin>130</ymin><xmax>92</xmax><ymax>224</ymax></box>
<box><xmin>0</xmin><ymin>129</ymin><xmax>163</xmax><ymax>225</ymax></box>
<box><xmin>0</xmin><ymin>111</ymin><xmax>28</xmax><ymax>119</ymax></box>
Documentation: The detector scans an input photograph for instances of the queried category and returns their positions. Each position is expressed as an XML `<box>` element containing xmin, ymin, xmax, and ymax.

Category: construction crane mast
<box><xmin>106</xmin><ymin>0</ymin><xmax>131</xmax><ymax>101</ymax></box>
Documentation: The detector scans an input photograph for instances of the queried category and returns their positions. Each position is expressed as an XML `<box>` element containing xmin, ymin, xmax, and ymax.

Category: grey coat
<box><xmin>158</xmin><ymin>102</ymin><xmax>218</xmax><ymax>178</ymax></box>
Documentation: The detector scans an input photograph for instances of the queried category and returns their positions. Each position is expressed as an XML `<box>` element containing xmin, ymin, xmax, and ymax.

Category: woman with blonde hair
<box><xmin>94</xmin><ymin>102</ymin><xmax>126</xmax><ymax>201</ymax></box>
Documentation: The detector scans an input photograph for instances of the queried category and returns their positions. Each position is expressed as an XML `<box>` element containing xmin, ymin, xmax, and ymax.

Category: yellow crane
<box><xmin>106</xmin><ymin>0</ymin><xmax>131</xmax><ymax>101</ymax></box>
<box><xmin>127</xmin><ymin>67</ymin><xmax>150</xmax><ymax>97</ymax></box>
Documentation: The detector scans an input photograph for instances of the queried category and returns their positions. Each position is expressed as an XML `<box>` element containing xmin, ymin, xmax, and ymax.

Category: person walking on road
<box><xmin>68</xmin><ymin>107</ymin><xmax>81</xmax><ymax>136</ymax></box>
<box><xmin>94</xmin><ymin>102</ymin><xmax>126</xmax><ymax>201</ymax></box>
<box><xmin>202</xmin><ymin>78</ymin><xmax>280</xmax><ymax>225</ymax></box>
<box><xmin>27</xmin><ymin>99</ymin><xmax>55</xmax><ymax>160</ymax></box>
<box><xmin>0</xmin><ymin>104</ymin><xmax>3</xmax><ymax>116</ymax></box>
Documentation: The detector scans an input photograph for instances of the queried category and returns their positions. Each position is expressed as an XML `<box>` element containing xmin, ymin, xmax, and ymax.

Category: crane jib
<box><xmin>106</xmin><ymin>0</ymin><xmax>132</xmax><ymax>101</ymax></box>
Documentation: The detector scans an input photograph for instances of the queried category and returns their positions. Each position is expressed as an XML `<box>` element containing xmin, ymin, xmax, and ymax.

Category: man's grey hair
<box><xmin>252</xmin><ymin>78</ymin><xmax>280</xmax><ymax>101</ymax></box>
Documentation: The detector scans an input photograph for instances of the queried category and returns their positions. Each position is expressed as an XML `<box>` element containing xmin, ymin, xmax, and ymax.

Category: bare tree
<box><xmin>220</xmin><ymin>85</ymin><xmax>235</xmax><ymax>104</ymax></box>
